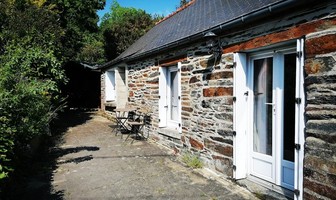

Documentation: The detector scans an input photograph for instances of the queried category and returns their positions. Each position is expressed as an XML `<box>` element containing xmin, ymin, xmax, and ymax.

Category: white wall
<box><xmin>105</xmin><ymin>70</ymin><xmax>116</xmax><ymax>101</ymax></box>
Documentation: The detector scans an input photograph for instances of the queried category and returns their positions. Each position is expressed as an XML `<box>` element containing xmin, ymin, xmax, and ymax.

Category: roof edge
<box><xmin>155</xmin><ymin>0</ymin><xmax>196</xmax><ymax>25</ymax></box>
<box><xmin>98</xmin><ymin>0</ymin><xmax>320</xmax><ymax>70</ymax></box>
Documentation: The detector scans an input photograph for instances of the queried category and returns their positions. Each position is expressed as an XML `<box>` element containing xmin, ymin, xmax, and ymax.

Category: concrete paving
<box><xmin>46</xmin><ymin>111</ymin><xmax>258</xmax><ymax>199</ymax></box>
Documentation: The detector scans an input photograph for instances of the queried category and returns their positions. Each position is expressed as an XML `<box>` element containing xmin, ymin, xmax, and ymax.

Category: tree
<box><xmin>0</xmin><ymin>1</ymin><xmax>66</xmax><ymax>185</ymax></box>
<box><xmin>45</xmin><ymin>0</ymin><xmax>105</xmax><ymax>61</ymax></box>
<box><xmin>76</xmin><ymin>33</ymin><xmax>106</xmax><ymax>65</ymax></box>
<box><xmin>100</xmin><ymin>1</ymin><xmax>160</xmax><ymax>60</ymax></box>
<box><xmin>0</xmin><ymin>0</ymin><xmax>107</xmax><ymax>188</ymax></box>
<box><xmin>179</xmin><ymin>0</ymin><xmax>191</xmax><ymax>7</ymax></box>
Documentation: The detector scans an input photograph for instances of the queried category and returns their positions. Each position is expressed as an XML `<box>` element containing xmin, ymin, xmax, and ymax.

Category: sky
<box><xmin>97</xmin><ymin>0</ymin><xmax>181</xmax><ymax>21</ymax></box>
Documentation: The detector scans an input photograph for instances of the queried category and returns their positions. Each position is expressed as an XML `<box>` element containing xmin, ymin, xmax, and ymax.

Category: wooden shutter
<box><xmin>294</xmin><ymin>38</ymin><xmax>305</xmax><ymax>200</ymax></box>
<box><xmin>233</xmin><ymin>53</ymin><xmax>248</xmax><ymax>180</ymax></box>
<box><xmin>159</xmin><ymin>67</ymin><xmax>168</xmax><ymax>127</ymax></box>
<box><xmin>177</xmin><ymin>62</ymin><xmax>182</xmax><ymax>133</ymax></box>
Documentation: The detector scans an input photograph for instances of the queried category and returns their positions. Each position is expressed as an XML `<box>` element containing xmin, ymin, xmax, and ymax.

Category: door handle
<box><xmin>265</xmin><ymin>102</ymin><xmax>276</xmax><ymax>113</ymax></box>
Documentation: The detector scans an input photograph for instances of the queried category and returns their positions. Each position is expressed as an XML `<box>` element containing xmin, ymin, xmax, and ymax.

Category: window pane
<box><xmin>170</xmin><ymin>71</ymin><xmax>178</xmax><ymax>121</ymax></box>
<box><xmin>253</xmin><ymin>58</ymin><xmax>273</xmax><ymax>155</ymax></box>
<box><xmin>283</xmin><ymin>53</ymin><xmax>296</xmax><ymax>162</ymax></box>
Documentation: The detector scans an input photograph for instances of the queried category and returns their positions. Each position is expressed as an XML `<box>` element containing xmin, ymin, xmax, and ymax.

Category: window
<box><xmin>158</xmin><ymin>63</ymin><xmax>182</xmax><ymax>132</ymax></box>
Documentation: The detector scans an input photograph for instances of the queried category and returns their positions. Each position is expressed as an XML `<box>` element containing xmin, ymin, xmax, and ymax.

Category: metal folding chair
<box><xmin>114</xmin><ymin>108</ymin><xmax>135</xmax><ymax>137</ymax></box>
<box><xmin>125</xmin><ymin>113</ymin><xmax>150</xmax><ymax>142</ymax></box>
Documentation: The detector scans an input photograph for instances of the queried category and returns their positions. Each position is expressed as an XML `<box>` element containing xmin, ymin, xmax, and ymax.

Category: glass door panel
<box><xmin>253</xmin><ymin>58</ymin><xmax>273</xmax><ymax>156</ymax></box>
<box><xmin>170</xmin><ymin>70</ymin><xmax>178</xmax><ymax>121</ymax></box>
<box><xmin>250</xmin><ymin>57</ymin><xmax>275</xmax><ymax>182</ymax></box>
<box><xmin>282</xmin><ymin>53</ymin><xmax>296</xmax><ymax>190</ymax></box>
<box><xmin>283</xmin><ymin>53</ymin><xmax>296</xmax><ymax>162</ymax></box>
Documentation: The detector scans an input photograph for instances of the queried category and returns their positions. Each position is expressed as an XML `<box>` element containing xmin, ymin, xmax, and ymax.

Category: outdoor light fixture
<box><xmin>203</xmin><ymin>31</ymin><xmax>222</xmax><ymax>72</ymax></box>
<box><xmin>204</xmin><ymin>31</ymin><xmax>222</xmax><ymax>57</ymax></box>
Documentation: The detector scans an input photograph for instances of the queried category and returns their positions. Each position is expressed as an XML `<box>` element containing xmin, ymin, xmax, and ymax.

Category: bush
<box><xmin>0</xmin><ymin>38</ymin><xmax>65</xmax><ymax>183</ymax></box>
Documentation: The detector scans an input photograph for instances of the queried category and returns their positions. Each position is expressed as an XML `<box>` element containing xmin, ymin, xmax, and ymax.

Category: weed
<box><xmin>181</xmin><ymin>152</ymin><xmax>203</xmax><ymax>169</ymax></box>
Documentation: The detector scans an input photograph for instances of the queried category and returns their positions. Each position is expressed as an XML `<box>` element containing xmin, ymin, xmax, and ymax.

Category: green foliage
<box><xmin>76</xmin><ymin>33</ymin><xmax>106</xmax><ymax>65</ymax></box>
<box><xmin>179</xmin><ymin>0</ymin><xmax>191</xmax><ymax>7</ymax></box>
<box><xmin>46</xmin><ymin>0</ymin><xmax>105</xmax><ymax>60</ymax></box>
<box><xmin>0</xmin><ymin>0</ymin><xmax>66</xmax><ymax>183</ymax></box>
<box><xmin>0</xmin><ymin>0</ymin><xmax>105</xmax><ymax>187</ymax></box>
<box><xmin>0</xmin><ymin>135</ymin><xmax>14</xmax><ymax>180</ymax></box>
<box><xmin>0</xmin><ymin>38</ymin><xmax>65</xmax><ymax>182</ymax></box>
<box><xmin>181</xmin><ymin>152</ymin><xmax>204</xmax><ymax>169</ymax></box>
<box><xmin>100</xmin><ymin>0</ymin><xmax>159</xmax><ymax>60</ymax></box>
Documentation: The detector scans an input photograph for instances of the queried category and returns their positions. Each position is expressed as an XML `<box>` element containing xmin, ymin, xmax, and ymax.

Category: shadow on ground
<box><xmin>2</xmin><ymin>110</ymin><xmax>95</xmax><ymax>200</ymax></box>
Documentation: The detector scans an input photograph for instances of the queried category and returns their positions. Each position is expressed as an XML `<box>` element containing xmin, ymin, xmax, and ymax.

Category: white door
<box><xmin>249</xmin><ymin>49</ymin><xmax>296</xmax><ymax>190</ymax></box>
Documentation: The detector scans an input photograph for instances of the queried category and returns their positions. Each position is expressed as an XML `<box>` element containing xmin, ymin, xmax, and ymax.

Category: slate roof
<box><xmin>101</xmin><ymin>0</ymin><xmax>288</xmax><ymax>68</ymax></box>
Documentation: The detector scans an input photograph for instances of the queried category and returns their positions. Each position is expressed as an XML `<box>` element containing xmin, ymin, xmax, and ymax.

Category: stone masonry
<box><xmin>102</xmin><ymin>3</ymin><xmax>336</xmax><ymax>199</ymax></box>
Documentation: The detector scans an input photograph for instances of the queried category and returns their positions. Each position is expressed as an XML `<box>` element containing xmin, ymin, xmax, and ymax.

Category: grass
<box><xmin>181</xmin><ymin>152</ymin><xmax>203</xmax><ymax>169</ymax></box>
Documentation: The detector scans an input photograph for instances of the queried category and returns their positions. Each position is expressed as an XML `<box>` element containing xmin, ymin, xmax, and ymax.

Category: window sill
<box><xmin>158</xmin><ymin>127</ymin><xmax>180</xmax><ymax>139</ymax></box>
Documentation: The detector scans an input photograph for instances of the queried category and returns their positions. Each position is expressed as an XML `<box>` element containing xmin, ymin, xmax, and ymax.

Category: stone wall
<box><xmin>126</xmin><ymin>42</ymin><xmax>236</xmax><ymax>177</ymax></box>
<box><xmin>181</xmin><ymin>53</ymin><xmax>235</xmax><ymax>176</ymax></box>
<box><xmin>103</xmin><ymin>3</ymin><xmax>336</xmax><ymax>199</ymax></box>
<box><xmin>302</xmin><ymin>24</ymin><xmax>336</xmax><ymax>200</ymax></box>
<box><xmin>100</xmin><ymin>73</ymin><xmax>106</xmax><ymax>110</ymax></box>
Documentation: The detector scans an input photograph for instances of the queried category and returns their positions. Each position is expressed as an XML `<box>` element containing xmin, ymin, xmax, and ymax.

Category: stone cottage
<box><xmin>99</xmin><ymin>0</ymin><xmax>336</xmax><ymax>199</ymax></box>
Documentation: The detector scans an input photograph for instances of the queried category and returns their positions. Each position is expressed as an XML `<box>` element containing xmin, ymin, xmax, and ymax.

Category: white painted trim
<box><xmin>177</xmin><ymin>62</ymin><xmax>182</xmax><ymax>133</ymax></box>
<box><xmin>294</xmin><ymin>38</ymin><xmax>305</xmax><ymax>200</ymax></box>
<box><xmin>233</xmin><ymin>53</ymin><xmax>248</xmax><ymax>179</ymax></box>
<box><xmin>248</xmin><ymin>47</ymin><xmax>298</xmax><ymax>191</ymax></box>
<box><xmin>248</xmin><ymin>55</ymin><xmax>276</xmax><ymax>183</ymax></box>
<box><xmin>273</xmin><ymin>52</ymin><xmax>285</xmax><ymax>186</ymax></box>
<box><xmin>159</xmin><ymin>67</ymin><xmax>168</xmax><ymax>127</ymax></box>
<box><xmin>159</xmin><ymin>63</ymin><xmax>182</xmax><ymax>132</ymax></box>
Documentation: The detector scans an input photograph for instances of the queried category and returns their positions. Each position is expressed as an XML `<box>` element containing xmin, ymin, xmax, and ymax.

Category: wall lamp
<box><xmin>204</xmin><ymin>31</ymin><xmax>222</xmax><ymax>58</ymax></box>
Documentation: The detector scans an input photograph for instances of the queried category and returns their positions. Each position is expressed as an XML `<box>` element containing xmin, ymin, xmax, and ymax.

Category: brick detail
<box><xmin>306</xmin><ymin>34</ymin><xmax>336</xmax><ymax>58</ymax></box>
<box><xmin>223</xmin><ymin>18</ymin><xmax>336</xmax><ymax>53</ymax></box>
<box><xmin>189</xmin><ymin>137</ymin><xmax>204</xmax><ymax>150</ymax></box>
<box><xmin>206</xmin><ymin>71</ymin><xmax>233</xmax><ymax>80</ymax></box>
<box><xmin>203</xmin><ymin>87</ymin><xmax>233</xmax><ymax>97</ymax></box>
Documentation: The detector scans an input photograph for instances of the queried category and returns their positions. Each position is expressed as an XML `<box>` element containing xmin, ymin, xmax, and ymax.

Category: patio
<box><xmin>11</xmin><ymin>111</ymin><xmax>257</xmax><ymax>199</ymax></box>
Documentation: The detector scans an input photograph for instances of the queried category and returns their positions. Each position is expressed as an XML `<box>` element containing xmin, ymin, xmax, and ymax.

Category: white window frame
<box><xmin>158</xmin><ymin>62</ymin><xmax>182</xmax><ymax>133</ymax></box>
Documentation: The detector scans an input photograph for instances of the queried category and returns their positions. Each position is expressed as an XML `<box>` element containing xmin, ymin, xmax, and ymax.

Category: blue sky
<box><xmin>97</xmin><ymin>0</ymin><xmax>181</xmax><ymax>20</ymax></box>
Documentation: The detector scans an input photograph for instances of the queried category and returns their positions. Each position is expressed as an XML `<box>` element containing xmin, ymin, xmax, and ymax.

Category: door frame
<box><xmin>233</xmin><ymin>39</ymin><xmax>305</xmax><ymax>200</ymax></box>
<box><xmin>158</xmin><ymin>62</ymin><xmax>182</xmax><ymax>133</ymax></box>
<box><xmin>247</xmin><ymin>48</ymin><xmax>296</xmax><ymax>189</ymax></box>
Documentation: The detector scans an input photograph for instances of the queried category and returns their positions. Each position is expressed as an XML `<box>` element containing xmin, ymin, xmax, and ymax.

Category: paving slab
<box><xmin>40</xmin><ymin>111</ymin><xmax>257</xmax><ymax>199</ymax></box>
